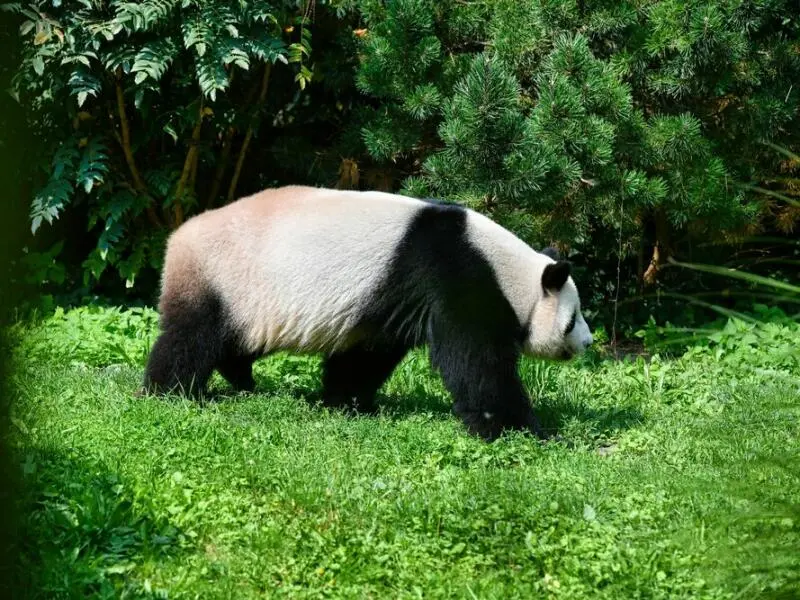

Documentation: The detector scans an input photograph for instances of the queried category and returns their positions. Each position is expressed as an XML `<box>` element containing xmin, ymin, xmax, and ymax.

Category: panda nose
<box><xmin>583</xmin><ymin>334</ymin><xmax>593</xmax><ymax>348</ymax></box>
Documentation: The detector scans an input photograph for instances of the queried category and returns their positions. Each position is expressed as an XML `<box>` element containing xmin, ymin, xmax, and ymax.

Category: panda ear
<box><xmin>541</xmin><ymin>246</ymin><xmax>560</xmax><ymax>260</ymax></box>
<box><xmin>542</xmin><ymin>260</ymin><xmax>571</xmax><ymax>292</ymax></box>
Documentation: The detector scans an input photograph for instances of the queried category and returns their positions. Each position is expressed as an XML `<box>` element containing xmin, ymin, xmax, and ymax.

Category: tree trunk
<box><xmin>227</xmin><ymin>63</ymin><xmax>272</xmax><ymax>203</ymax></box>
<box><xmin>114</xmin><ymin>77</ymin><xmax>162</xmax><ymax>228</ymax></box>
<box><xmin>336</xmin><ymin>158</ymin><xmax>360</xmax><ymax>189</ymax></box>
<box><xmin>643</xmin><ymin>209</ymin><xmax>669</xmax><ymax>286</ymax></box>
<box><xmin>174</xmin><ymin>101</ymin><xmax>205</xmax><ymax>227</ymax></box>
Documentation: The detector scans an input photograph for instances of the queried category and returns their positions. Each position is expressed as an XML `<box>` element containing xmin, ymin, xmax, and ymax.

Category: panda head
<box><xmin>524</xmin><ymin>247</ymin><xmax>593</xmax><ymax>360</ymax></box>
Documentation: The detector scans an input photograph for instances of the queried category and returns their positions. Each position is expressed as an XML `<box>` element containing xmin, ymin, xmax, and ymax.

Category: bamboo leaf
<box><xmin>667</xmin><ymin>258</ymin><xmax>800</xmax><ymax>294</ymax></box>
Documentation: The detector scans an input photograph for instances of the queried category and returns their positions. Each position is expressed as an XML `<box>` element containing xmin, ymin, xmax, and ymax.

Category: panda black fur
<box><xmin>143</xmin><ymin>186</ymin><xmax>593</xmax><ymax>440</ymax></box>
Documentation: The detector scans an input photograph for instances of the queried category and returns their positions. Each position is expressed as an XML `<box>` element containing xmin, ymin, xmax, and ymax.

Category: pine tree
<box><xmin>404</xmin><ymin>54</ymin><xmax>529</xmax><ymax>207</ymax></box>
<box><xmin>351</xmin><ymin>0</ymin><xmax>800</xmax><ymax>292</ymax></box>
<box><xmin>356</xmin><ymin>0</ymin><xmax>445</xmax><ymax>162</ymax></box>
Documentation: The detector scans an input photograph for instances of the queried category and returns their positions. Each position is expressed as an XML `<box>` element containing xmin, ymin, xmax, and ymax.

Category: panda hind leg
<box><xmin>143</xmin><ymin>326</ymin><xmax>221</xmax><ymax>398</ymax></box>
<box><xmin>142</xmin><ymin>292</ymin><xmax>226</xmax><ymax>398</ymax></box>
<box><xmin>216</xmin><ymin>352</ymin><xmax>257</xmax><ymax>393</ymax></box>
<box><xmin>321</xmin><ymin>344</ymin><xmax>408</xmax><ymax>413</ymax></box>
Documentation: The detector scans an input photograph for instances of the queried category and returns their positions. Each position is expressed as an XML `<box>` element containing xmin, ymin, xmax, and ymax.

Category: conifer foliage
<box><xmin>354</xmin><ymin>0</ymin><xmax>800</xmax><ymax>286</ymax></box>
<box><xmin>355</xmin><ymin>0</ymin><xmax>445</xmax><ymax>162</ymax></box>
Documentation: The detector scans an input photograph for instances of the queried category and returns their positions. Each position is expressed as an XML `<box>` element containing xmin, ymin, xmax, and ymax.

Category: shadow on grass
<box><xmin>293</xmin><ymin>386</ymin><xmax>643</xmax><ymax>445</ymax></box>
<box><xmin>10</xmin><ymin>448</ymin><xmax>187</xmax><ymax>600</ymax></box>
<box><xmin>535</xmin><ymin>399</ymin><xmax>645</xmax><ymax>442</ymax></box>
<box><xmin>199</xmin><ymin>352</ymin><xmax>644</xmax><ymax>444</ymax></box>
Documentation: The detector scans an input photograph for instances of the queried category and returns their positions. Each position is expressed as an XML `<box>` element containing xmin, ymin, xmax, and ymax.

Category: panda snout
<box><xmin>562</xmin><ymin>333</ymin><xmax>592</xmax><ymax>359</ymax></box>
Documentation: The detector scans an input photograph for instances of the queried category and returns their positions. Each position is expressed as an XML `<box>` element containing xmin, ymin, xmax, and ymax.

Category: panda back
<box><xmin>163</xmin><ymin>187</ymin><xmax>424</xmax><ymax>354</ymax></box>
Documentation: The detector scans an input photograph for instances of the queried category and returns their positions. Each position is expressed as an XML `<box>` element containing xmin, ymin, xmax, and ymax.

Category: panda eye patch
<box><xmin>565</xmin><ymin>312</ymin><xmax>576</xmax><ymax>334</ymax></box>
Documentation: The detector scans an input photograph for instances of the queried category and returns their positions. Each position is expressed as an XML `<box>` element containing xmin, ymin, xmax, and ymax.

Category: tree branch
<box><xmin>206</xmin><ymin>70</ymin><xmax>263</xmax><ymax>208</ymax></box>
<box><xmin>115</xmin><ymin>77</ymin><xmax>163</xmax><ymax>228</ymax></box>
<box><xmin>174</xmin><ymin>100</ymin><xmax>205</xmax><ymax>227</ymax></box>
<box><xmin>205</xmin><ymin>126</ymin><xmax>235</xmax><ymax>209</ymax></box>
<box><xmin>227</xmin><ymin>63</ymin><xmax>272</xmax><ymax>204</ymax></box>
<box><xmin>643</xmin><ymin>209</ymin><xmax>670</xmax><ymax>286</ymax></box>
<box><xmin>242</xmin><ymin>67</ymin><xmax>263</xmax><ymax>107</ymax></box>
<box><xmin>189</xmin><ymin>144</ymin><xmax>199</xmax><ymax>190</ymax></box>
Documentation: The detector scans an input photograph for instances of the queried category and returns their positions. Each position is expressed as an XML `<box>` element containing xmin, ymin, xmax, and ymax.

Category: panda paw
<box><xmin>320</xmin><ymin>394</ymin><xmax>378</xmax><ymax>415</ymax></box>
<box><xmin>457</xmin><ymin>408</ymin><xmax>551</xmax><ymax>442</ymax></box>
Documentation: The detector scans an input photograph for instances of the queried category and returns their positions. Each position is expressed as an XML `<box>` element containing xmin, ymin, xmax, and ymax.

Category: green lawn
<box><xmin>8</xmin><ymin>307</ymin><xmax>800</xmax><ymax>599</ymax></box>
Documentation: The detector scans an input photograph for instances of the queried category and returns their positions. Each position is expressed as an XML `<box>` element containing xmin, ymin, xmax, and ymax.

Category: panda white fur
<box><xmin>143</xmin><ymin>185</ymin><xmax>593</xmax><ymax>440</ymax></box>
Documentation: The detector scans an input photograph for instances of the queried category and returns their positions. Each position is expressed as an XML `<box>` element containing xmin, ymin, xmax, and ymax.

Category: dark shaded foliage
<box><xmin>6</xmin><ymin>0</ymin><xmax>800</xmax><ymax>337</ymax></box>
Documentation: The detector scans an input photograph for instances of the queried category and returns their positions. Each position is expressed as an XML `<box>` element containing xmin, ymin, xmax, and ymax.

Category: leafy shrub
<box><xmin>689</xmin><ymin>316</ymin><xmax>800</xmax><ymax>373</ymax></box>
<box><xmin>14</xmin><ymin>305</ymin><xmax>159</xmax><ymax>368</ymax></box>
<box><xmin>5</xmin><ymin>0</ymin><xmax>328</xmax><ymax>290</ymax></box>
<box><xmin>637</xmin><ymin>309</ymin><xmax>799</xmax><ymax>371</ymax></box>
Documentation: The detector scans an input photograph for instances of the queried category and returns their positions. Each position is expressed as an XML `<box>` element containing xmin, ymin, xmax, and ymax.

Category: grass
<box><xmin>6</xmin><ymin>306</ymin><xmax>800</xmax><ymax>599</ymax></box>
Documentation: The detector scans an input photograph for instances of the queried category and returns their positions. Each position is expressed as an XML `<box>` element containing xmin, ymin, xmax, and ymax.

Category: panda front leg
<box><xmin>430</xmin><ymin>339</ymin><xmax>543</xmax><ymax>441</ymax></box>
<box><xmin>321</xmin><ymin>344</ymin><xmax>408</xmax><ymax>413</ymax></box>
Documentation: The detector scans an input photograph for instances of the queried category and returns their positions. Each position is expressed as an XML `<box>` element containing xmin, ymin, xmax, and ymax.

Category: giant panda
<box><xmin>143</xmin><ymin>185</ymin><xmax>593</xmax><ymax>440</ymax></box>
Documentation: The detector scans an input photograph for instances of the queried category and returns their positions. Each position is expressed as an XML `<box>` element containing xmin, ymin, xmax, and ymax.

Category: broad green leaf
<box><xmin>32</xmin><ymin>56</ymin><xmax>45</xmax><ymax>75</ymax></box>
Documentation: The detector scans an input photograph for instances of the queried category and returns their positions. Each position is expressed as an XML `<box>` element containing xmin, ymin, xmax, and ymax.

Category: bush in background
<box><xmin>4</xmin><ymin>0</ymin><xmax>799</xmax><ymax>336</ymax></box>
<box><xmin>349</xmin><ymin>0</ymin><xmax>800</xmax><ymax>331</ymax></box>
<box><xmin>4</xmin><ymin>0</ymin><xmax>353</xmax><ymax>293</ymax></box>
<box><xmin>353</xmin><ymin>0</ymin><xmax>800</xmax><ymax>275</ymax></box>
